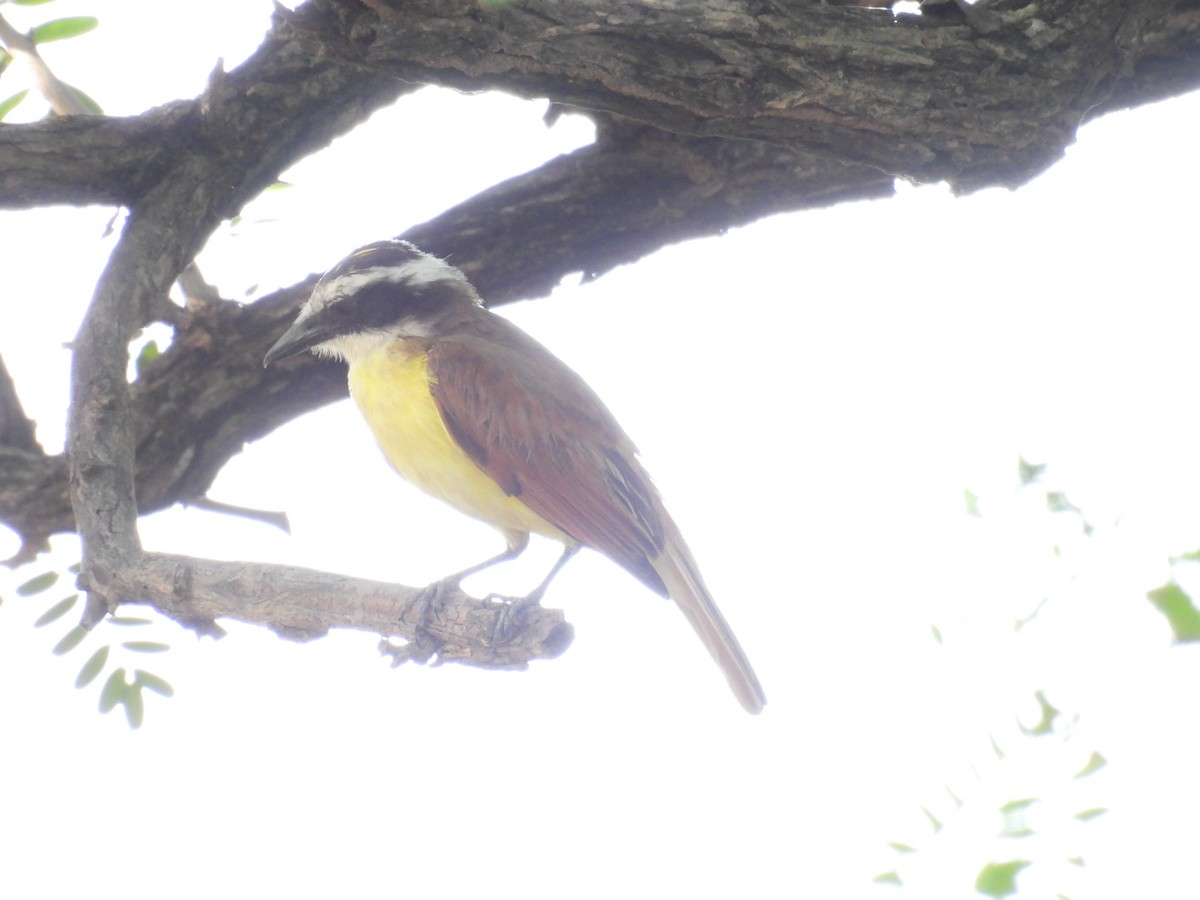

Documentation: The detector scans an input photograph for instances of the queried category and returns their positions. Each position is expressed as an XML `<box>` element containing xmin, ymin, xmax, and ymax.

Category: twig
<box><xmin>0</xmin><ymin>12</ymin><xmax>91</xmax><ymax>116</ymax></box>
<box><xmin>176</xmin><ymin>262</ymin><xmax>223</xmax><ymax>309</ymax></box>
<box><xmin>182</xmin><ymin>496</ymin><xmax>291</xmax><ymax>533</ymax></box>
<box><xmin>0</xmin><ymin>352</ymin><xmax>39</xmax><ymax>453</ymax></box>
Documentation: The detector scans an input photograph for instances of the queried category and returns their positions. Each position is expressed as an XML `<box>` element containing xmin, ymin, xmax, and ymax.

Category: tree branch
<box><xmin>6</xmin><ymin>0</ymin><xmax>1199</xmax><ymax>667</ymax></box>
<box><xmin>1</xmin><ymin>118</ymin><xmax>890</xmax><ymax>546</ymax></box>
<box><xmin>58</xmin><ymin>4</ymin><xmax>401</xmax><ymax>623</ymax></box>
<box><xmin>0</xmin><ymin>352</ymin><xmax>38</xmax><ymax>454</ymax></box>
<box><xmin>343</xmin><ymin>0</ymin><xmax>1194</xmax><ymax>190</ymax></box>
<box><xmin>0</xmin><ymin>352</ymin><xmax>48</xmax><ymax>565</ymax></box>
<box><xmin>0</xmin><ymin>11</ymin><xmax>91</xmax><ymax>116</ymax></box>
<box><xmin>2</xmin><ymin>0</ymin><xmax>1193</xmax><ymax>208</ymax></box>
<box><xmin>406</xmin><ymin>118</ymin><xmax>895</xmax><ymax>302</ymax></box>
<box><xmin>82</xmin><ymin>551</ymin><xmax>573</xmax><ymax>668</ymax></box>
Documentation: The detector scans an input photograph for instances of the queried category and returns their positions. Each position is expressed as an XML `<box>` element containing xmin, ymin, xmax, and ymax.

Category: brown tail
<box><xmin>653</xmin><ymin>521</ymin><xmax>766</xmax><ymax>714</ymax></box>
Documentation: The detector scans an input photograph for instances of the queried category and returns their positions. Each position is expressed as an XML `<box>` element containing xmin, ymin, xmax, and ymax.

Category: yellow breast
<box><xmin>345</xmin><ymin>341</ymin><xmax>565</xmax><ymax>544</ymax></box>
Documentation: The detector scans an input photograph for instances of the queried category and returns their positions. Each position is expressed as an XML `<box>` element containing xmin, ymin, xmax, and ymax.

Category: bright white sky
<box><xmin>2</xmin><ymin>2</ymin><xmax>1199</xmax><ymax>898</ymax></box>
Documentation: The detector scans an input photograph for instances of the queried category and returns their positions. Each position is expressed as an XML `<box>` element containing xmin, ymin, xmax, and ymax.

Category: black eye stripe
<box><xmin>305</xmin><ymin>274</ymin><xmax>466</xmax><ymax>336</ymax></box>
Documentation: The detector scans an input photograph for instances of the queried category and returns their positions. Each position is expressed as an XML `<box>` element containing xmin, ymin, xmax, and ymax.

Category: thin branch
<box><xmin>176</xmin><ymin>262</ymin><xmax>224</xmax><ymax>309</ymax></box>
<box><xmin>86</xmin><ymin>552</ymin><xmax>574</xmax><ymax>668</ymax></box>
<box><xmin>181</xmin><ymin>497</ymin><xmax>291</xmax><ymax>533</ymax></box>
<box><xmin>0</xmin><ymin>11</ymin><xmax>90</xmax><ymax>116</ymax></box>
<box><xmin>0</xmin><ymin>352</ymin><xmax>39</xmax><ymax>454</ymax></box>
<box><xmin>0</xmin><ymin>345</ymin><xmax>51</xmax><ymax>567</ymax></box>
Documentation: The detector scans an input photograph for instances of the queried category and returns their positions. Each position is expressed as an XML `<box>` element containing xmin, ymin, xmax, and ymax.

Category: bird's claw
<box><xmin>486</xmin><ymin>592</ymin><xmax>542</xmax><ymax>646</ymax></box>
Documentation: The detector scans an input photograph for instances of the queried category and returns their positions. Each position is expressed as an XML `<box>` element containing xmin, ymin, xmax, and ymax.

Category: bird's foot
<box><xmin>386</xmin><ymin>576</ymin><xmax>465</xmax><ymax>665</ymax></box>
<box><xmin>414</xmin><ymin>574</ymin><xmax>463</xmax><ymax>608</ymax></box>
<box><xmin>486</xmin><ymin>591</ymin><xmax>543</xmax><ymax>647</ymax></box>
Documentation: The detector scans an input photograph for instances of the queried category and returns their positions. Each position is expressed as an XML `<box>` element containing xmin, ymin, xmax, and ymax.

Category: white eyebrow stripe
<box><xmin>390</xmin><ymin>255</ymin><xmax>467</xmax><ymax>288</ymax></box>
<box><xmin>327</xmin><ymin>259</ymin><xmax>458</xmax><ymax>294</ymax></box>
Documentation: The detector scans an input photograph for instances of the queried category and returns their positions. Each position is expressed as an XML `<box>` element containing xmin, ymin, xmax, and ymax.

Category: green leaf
<box><xmin>1074</xmin><ymin>807</ymin><xmax>1107</xmax><ymax>822</ymax></box>
<box><xmin>33</xmin><ymin>593</ymin><xmax>78</xmax><ymax>627</ymax></box>
<box><xmin>921</xmin><ymin>806</ymin><xmax>942</xmax><ymax>833</ymax></box>
<box><xmin>61</xmin><ymin>82</ymin><xmax>103</xmax><ymax>115</ymax></box>
<box><xmin>873</xmin><ymin>871</ymin><xmax>902</xmax><ymax>886</ymax></box>
<box><xmin>887</xmin><ymin>842</ymin><xmax>916</xmax><ymax>854</ymax></box>
<box><xmin>31</xmin><ymin>16</ymin><xmax>99</xmax><ymax>44</ymax></box>
<box><xmin>990</xmin><ymin>735</ymin><xmax>1006</xmax><ymax>759</ymax></box>
<box><xmin>16</xmin><ymin>570</ymin><xmax>58</xmax><ymax>596</ymax></box>
<box><xmin>1000</xmin><ymin>798</ymin><xmax>1037</xmax><ymax>813</ymax></box>
<box><xmin>98</xmin><ymin>667</ymin><xmax>127</xmax><ymax>713</ymax></box>
<box><xmin>1017</xmin><ymin>456</ymin><xmax>1045</xmax><ymax>486</ymax></box>
<box><xmin>13</xmin><ymin>0</ymin><xmax>62</xmax><ymax>6</ymax></box>
<box><xmin>1146</xmin><ymin>582</ymin><xmax>1200</xmax><ymax>643</ymax></box>
<box><xmin>1046</xmin><ymin>491</ymin><xmax>1082</xmax><ymax>515</ymax></box>
<box><xmin>134</xmin><ymin>340</ymin><xmax>159</xmax><ymax>377</ymax></box>
<box><xmin>121</xmin><ymin>641</ymin><xmax>170</xmax><ymax>653</ymax></box>
<box><xmin>975</xmin><ymin>860</ymin><xmax>1030</xmax><ymax>898</ymax></box>
<box><xmin>122</xmin><ymin>685</ymin><xmax>145</xmax><ymax>728</ymax></box>
<box><xmin>75</xmin><ymin>645</ymin><xmax>110</xmax><ymax>688</ymax></box>
<box><xmin>1066</xmin><ymin>856</ymin><xmax>1085</xmax><ymax>867</ymax></box>
<box><xmin>0</xmin><ymin>89</ymin><xmax>29</xmax><ymax>121</ymax></box>
<box><xmin>1170</xmin><ymin>548</ymin><xmax>1200</xmax><ymax>564</ymax></box>
<box><xmin>1019</xmin><ymin>690</ymin><xmax>1058</xmax><ymax>736</ymax></box>
<box><xmin>133</xmin><ymin>670</ymin><xmax>174</xmax><ymax>697</ymax></box>
<box><xmin>107</xmin><ymin>616</ymin><xmax>154</xmax><ymax>626</ymax></box>
<box><xmin>930</xmin><ymin>624</ymin><xmax>943</xmax><ymax>645</ymax></box>
<box><xmin>963</xmin><ymin>488</ymin><xmax>981</xmax><ymax>517</ymax></box>
<box><xmin>1074</xmin><ymin>751</ymin><xmax>1107</xmax><ymax>779</ymax></box>
<box><xmin>1014</xmin><ymin>597</ymin><xmax>1048</xmax><ymax>631</ymax></box>
<box><xmin>52</xmin><ymin>625</ymin><xmax>87</xmax><ymax>655</ymax></box>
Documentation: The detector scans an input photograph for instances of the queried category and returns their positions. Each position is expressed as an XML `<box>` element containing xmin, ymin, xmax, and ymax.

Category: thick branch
<box><xmin>406</xmin><ymin>119</ymin><xmax>894</xmax><ymax>302</ymax></box>
<box><xmin>348</xmin><ymin>0</ymin><xmax>1194</xmax><ymax>190</ymax></box>
<box><xmin>0</xmin><ymin>110</ymin><xmax>193</xmax><ymax>208</ymax></box>
<box><xmin>0</xmin><ymin>6</ymin><xmax>408</xmax><ymax>209</ymax></box>
<box><xmin>3</xmin><ymin>0</ymin><xmax>1195</xmax><ymax>208</ymax></box>
<box><xmin>61</xmin><ymin>5</ymin><xmax>402</xmax><ymax>614</ymax></box>
<box><xmin>1</xmin><ymin>124</ymin><xmax>890</xmax><ymax>547</ymax></box>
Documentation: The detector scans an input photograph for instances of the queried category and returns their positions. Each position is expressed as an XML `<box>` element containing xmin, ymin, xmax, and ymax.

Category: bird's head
<box><xmin>263</xmin><ymin>240</ymin><xmax>481</xmax><ymax>366</ymax></box>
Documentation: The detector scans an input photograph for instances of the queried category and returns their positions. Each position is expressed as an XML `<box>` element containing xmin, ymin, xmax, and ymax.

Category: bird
<box><xmin>264</xmin><ymin>240</ymin><xmax>766</xmax><ymax>713</ymax></box>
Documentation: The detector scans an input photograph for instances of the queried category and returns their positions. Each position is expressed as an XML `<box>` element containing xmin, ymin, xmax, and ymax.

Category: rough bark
<box><xmin>1</xmin><ymin>0</ymin><xmax>1197</xmax><ymax>666</ymax></box>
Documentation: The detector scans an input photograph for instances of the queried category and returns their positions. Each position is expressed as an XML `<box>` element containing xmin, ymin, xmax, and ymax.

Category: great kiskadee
<box><xmin>264</xmin><ymin>240</ymin><xmax>766</xmax><ymax>713</ymax></box>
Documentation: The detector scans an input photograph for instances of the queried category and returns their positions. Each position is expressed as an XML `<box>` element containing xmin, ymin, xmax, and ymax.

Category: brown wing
<box><xmin>427</xmin><ymin>314</ymin><xmax>668</xmax><ymax>596</ymax></box>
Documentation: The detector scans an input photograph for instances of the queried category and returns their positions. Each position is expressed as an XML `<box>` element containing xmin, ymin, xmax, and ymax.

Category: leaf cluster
<box><xmin>14</xmin><ymin>565</ymin><xmax>175</xmax><ymax>728</ymax></box>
